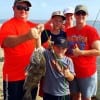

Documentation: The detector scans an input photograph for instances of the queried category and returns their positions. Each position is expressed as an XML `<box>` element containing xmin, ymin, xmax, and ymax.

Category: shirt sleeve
<box><xmin>67</xmin><ymin>57</ymin><xmax>75</xmax><ymax>75</ymax></box>
<box><xmin>88</xmin><ymin>26</ymin><xmax>100</xmax><ymax>45</ymax></box>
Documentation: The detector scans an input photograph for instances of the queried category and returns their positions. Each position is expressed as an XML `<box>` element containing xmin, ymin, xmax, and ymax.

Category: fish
<box><xmin>91</xmin><ymin>96</ymin><xmax>99</xmax><ymax>100</ymax></box>
<box><xmin>23</xmin><ymin>47</ymin><xmax>46</xmax><ymax>100</ymax></box>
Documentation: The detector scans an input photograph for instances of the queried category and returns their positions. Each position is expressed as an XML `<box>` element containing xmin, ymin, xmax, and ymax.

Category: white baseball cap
<box><xmin>51</xmin><ymin>11</ymin><xmax>66</xmax><ymax>20</ymax></box>
<box><xmin>63</xmin><ymin>7</ymin><xmax>74</xmax><ymax>14</ymax></box>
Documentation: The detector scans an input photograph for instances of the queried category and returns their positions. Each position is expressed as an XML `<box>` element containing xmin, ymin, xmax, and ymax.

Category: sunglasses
<box><xmin>16</xmin><ymin>5</ymin><xmax>30</xmax><ymax>11</ymax></box>
<box><xmin>75</xmin><ymin>11</ymin><xmax>87</xmax><ymax>16</ymax></box>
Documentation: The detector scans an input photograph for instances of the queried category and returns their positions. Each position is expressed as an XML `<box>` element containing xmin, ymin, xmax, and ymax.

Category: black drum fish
<box><xmin>23</xmin><ymin>48</ymin><xmax>46</xmax><ymax>100</ymax></box>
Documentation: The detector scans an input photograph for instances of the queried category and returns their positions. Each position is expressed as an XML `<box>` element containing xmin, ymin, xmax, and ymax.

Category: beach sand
<box><xmin>0</xmin><ymin>62</ymin><xmax>3</xmax><ymax>100</ymax></box>
<box><xmin>0</xmin><ymin>48</ymin><xmax>3</xmax><ymax>100</ymax></box>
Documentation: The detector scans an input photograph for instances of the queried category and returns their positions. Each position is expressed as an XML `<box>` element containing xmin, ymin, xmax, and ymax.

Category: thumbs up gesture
<box><xmin>72</xmin><ymin>44</ymin><xmax>82</xmax><ymax>56</ymax></box>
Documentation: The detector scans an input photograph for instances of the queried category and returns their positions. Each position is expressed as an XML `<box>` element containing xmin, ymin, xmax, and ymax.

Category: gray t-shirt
<box><xmin>43</xmin><ymin>49</ymin><xmax>75</xmax><ymax>96</ymax></box>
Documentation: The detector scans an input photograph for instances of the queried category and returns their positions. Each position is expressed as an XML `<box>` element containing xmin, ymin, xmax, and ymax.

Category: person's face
<box><xmin>53</xmin><ymin>45</ymin><xmax>67</xmax><ymax>57</ymax></box>
<box><xmin>52</xmin><ymin>16</ymin><xmax>64</xmax><ymax>30</ymax></box>
<box><xmin>13</xmin><ymin>2</ymin><xmax>30</xmax><ymax>20</ymax></box>
<box><xmin>64</xmin><ymin>13</ymin><xmax>74</xmax><ymax>22</ymax></box>
<box><xmin>74</xmin><ymin>11</ymin><xmax>87</xmax><ymax>24</ymax></box>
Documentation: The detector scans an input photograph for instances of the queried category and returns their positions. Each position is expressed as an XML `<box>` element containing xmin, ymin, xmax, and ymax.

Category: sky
<box><xmin>0</xmin><ymin>0</ymin><xmax>100</xmax><ymax>21</ymax></box>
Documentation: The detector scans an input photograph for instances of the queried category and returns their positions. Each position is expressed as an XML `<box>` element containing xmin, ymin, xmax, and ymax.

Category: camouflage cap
<box><xmin>14</xmin><ymin>0</ymin><xmax>32</xmax><ymax>7</ymax></box>
<box><xmin>75</xmin><ymin>5</ymin><xmax>88</xmax><ymax>14</ymax></box>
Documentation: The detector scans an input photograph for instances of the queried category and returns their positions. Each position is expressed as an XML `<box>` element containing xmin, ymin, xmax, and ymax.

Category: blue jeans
<box><xmin>3</xmin><ymin>80</ymin><xmax>38</xmax><ymax>100</ymax></box>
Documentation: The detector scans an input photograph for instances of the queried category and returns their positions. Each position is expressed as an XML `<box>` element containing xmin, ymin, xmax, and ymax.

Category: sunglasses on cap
<box><xmin>75</xmin><ymin>11</ymin><xmax>87</xmax><ymax>16</ymax></box>
<box><xmin>16</xmin><ymin>5</ymin><xmax>30</xmax><ymax>11</ymax></box>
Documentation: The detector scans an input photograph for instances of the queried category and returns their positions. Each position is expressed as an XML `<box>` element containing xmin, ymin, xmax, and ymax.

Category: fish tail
<box><xmin>22</xmin><ymin>90</ymin><xmax>32</xmax><ymax>100</ymax></box>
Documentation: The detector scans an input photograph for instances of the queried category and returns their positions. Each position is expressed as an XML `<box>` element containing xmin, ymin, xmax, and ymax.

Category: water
<box><xmin>97</xmin><ymin>57</ymin><xmax>100</xmax><ymax>97</ymax></box>
<box><xmin>0</xmin><ymin>19</ymin><xmax>100</xmax><ymax>98</ymax></box>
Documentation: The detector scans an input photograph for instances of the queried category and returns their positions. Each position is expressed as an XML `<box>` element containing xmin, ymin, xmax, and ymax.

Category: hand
<box><xmin>28</xmin><ymin>24</ymin><xmax>44</xmax><ymax>39</ymax></box>
<box><xmin>63</xmin><ymin>67</ymin><xmax>70</xmax><ymax>78</ymax></box>
<box><xmin>48</xmin><ymin>36</ymin><xmax>54</xmax><ymax>49</ymax></box>
<box><xmin>36</xmin><ymin>24</ymin><xmax>44</xmax><ymax>33</ymax></box>
<box><xmin>29</xmin><ymin>28</ymin><xmax>40</xmax><ymax>39</ymax></box>
<box><xmin>42</xmin><ymin>36</ymin><xmax>54</xmax><ymax>49</ymax></box>
<box><xmin>72</xmin><ymin>44</ymin><xmax>82</xmax><ymax>56</ymax></box>
<box><xmin>63</xmin><ymin>67</ymin><xmax>74</xmax><ymax>81</ymax></box>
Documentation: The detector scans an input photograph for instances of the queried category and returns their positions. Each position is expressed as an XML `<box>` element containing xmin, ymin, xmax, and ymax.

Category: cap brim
<box><xmin>52</xmin><ymin>15</ymin><xmax>65</xmax><ymax>20</ymax></box>
<box><xmin>75</xmin><ymin>10</ymin><xmax>88</xmax><ymax>14</ymax></box>
<box><xmin>56</xmin><ymin>44</ymin><xmax>67</xmax><ymax>48</ymax></box>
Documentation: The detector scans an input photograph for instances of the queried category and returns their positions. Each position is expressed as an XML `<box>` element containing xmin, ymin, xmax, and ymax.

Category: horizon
<box><xmin>0</xmin><ymin>19</ymin><xmax>100</xmax><ymax>22</ymax></box>
<box><xmin>0</xmin><ymin>19</ymin><xmax>100</xmax><ymax>32</ymax></box>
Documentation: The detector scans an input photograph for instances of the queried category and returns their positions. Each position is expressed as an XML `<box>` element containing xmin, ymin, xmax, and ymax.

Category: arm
<box><xmin>3</xmin><ymin>33</ymin><xmax>31</xmax><ymax>47</ymax></box>
<box><xmin>36</xmin><ymin>24</ymin><xmax>44</xmax><ymax>48</ymax></box>
<box><xmin>3</xmin><ymin>24</ymin><xmax>44</xmax><ymax>48</ymax></box>
<box><xmin>73</xmin><ymin>40</ymin><xmax>100</xmax><ymax>56</ymax></box>
<box><xmin>51</xmin><ymin>59</ymin><xmax>75</xmax><ymax>81</ymax></box>
<box><xmin>63</xmin><ymin>57</ymin><xmax>75</xmax><ymax>81</ymax></box>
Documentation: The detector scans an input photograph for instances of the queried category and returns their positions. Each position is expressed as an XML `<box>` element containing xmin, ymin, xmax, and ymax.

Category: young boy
<box><xmin>37</xmin><ymin>36</ymin><xmax>75</xmax><ymax>100</ymax></box>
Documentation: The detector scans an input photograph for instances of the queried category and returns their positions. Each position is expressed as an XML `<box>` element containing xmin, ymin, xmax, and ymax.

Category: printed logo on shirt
<box><xmin>67</xmin><ymin>35</ymin><xmax>88</xmax><ymax>55</ymax></box>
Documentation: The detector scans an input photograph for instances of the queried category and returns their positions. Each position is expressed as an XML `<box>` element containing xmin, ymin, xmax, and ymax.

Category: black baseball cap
<box><xmin>54</xmin><ymin>37</ymin><xmax>68</xmax><ymax>48</ymax></box>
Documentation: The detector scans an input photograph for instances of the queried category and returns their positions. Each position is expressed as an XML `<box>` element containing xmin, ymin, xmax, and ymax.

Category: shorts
<box><xmin>69</xmin><ymin>71</ymin><xmax>97</xmax><ymax>98</ymax></box>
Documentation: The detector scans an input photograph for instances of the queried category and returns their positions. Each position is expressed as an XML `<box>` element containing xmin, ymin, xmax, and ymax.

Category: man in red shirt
<box><xmin>66</xmin><ymin>5</ymin><xmax>100</xmax><ymax>100</ymax></box>
<box><xmin>0</xmin><ymin>0</ymin><xmax>43</xmax><ymax>100</ymax></box>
